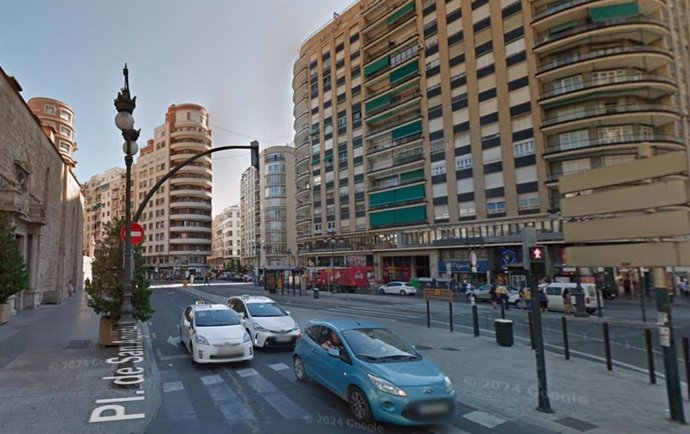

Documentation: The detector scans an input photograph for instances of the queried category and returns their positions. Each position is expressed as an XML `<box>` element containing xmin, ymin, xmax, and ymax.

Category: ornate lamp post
<box><xmin>114</xmin><ymin>64</ymin><xmax>140</xmax><ymax>326</ymax></box>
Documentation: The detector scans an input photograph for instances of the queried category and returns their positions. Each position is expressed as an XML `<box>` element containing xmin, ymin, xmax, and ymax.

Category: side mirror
<box><xmin>327</xmin><ymin>348</ymin><xmax>341</xmax><ymax>358</ymax></box>
<box><xmin>238</xmin><ymin>312</ymin><xmax>246</xmax><ymax>319</ymax></box>
<box><xmin>285</xmin><ymin>311</ymin><xmax>291</xmax><ymax>316</ymax></box>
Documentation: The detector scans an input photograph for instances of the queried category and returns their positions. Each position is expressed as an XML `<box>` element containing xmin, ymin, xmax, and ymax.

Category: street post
<box><xmin>528</xmin><ymin>242</ymin><xmax>552</xmax><ymax>413</ymax></box>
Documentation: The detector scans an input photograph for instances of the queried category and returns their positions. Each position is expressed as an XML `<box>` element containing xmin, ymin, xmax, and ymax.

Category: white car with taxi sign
<box><xmin>179</xmin><ymin>302</ymin><xmax>253</xmax><ymax>364</ymax></box>
<box><xmin>228</xmin><ymin>295</ymin><xmax>300</xmax><ymax>348</ymax></box>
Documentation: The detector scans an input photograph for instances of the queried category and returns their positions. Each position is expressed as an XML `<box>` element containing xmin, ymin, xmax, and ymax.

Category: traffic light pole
<box><xmin>529</xmin><ymin>271</ymin><xmax>552</xmax><ymax>413</ymax></box>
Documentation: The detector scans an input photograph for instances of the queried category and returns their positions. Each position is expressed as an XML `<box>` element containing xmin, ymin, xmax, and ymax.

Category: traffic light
<box><xmin>528</xmin><ymin>246</ymin><xmax>546</xmax><ymax>276</ymax></box>
<box><xmin>250</xmin><ymin>140</ymin><xmax>259</xmax><ymax>170</ymax></box>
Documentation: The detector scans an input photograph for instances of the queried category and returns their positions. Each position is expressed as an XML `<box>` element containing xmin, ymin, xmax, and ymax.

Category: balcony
<box><xmin>367</xmin><ymin>134</ymin><xmax>423</xmax><ymax>157</ymax></box>
<box><xmin>169</xmin><ymin>177</ymin><xmax>213</xmax><ymax>188</ymax></box>
<box><xmin>543</xmin><ymin>133</ymin><xmax>684</xmax><ymax>158</ymax></box>
<box><xmin>541</xmin><ymin>103</ymin><xmax>680</xmax><ymax>131</ymax></box>
<box><xmin>366</xmin><ymin>86</ymin><xmax>421</xmax><ymax>117</ymax></box>
<box><xmin>177</xmin><ymin>165</ymin><xmax>212</xmax><ymax>176</ymax></box>
<box><xmin>169</xmin><ymin>201</ymin><xmax>212</xmax><ymax>210</ymax></box>
<box><xmin>540</xmin><ymin>73</ymin><xmax>676</xmax><ymax>102</ymax></box>
<box><xmin>170</xmin><ymin>141</ymin><xmax>209</xmax><ymax>153</ymax></box>
<box><xmin>170</xmin><ymin>129</ymin><xmax>212</xmax><ymax>141</ymax></box>
<box><xmin>363</xmin><ymin>27</ymin><xmax>417</xmax><ymax>62</ymax></box>
<box><xmin>169</xmin><ymin>225</ymin><xmax>212</xmax><ymax>233</ymax></box>
<box><xmin>367</xmin><ymin>106</ymin><xmax>421</xmax><ymax>136</ymax></box>
<box><xmin>170</xmin><ymin>189</ymin><xmax>212</xmax><ymax>199</ymax></box>
<box><xmin>537</xmin><ymin>46</ymin><xmax>673</xmax><ymax>77</ymax></box>
<box><xmin>534</xmin><ymin>17</ymin><xmax>669</xmax><ymax>53</ymax></box>
<box><xmin>363</xmin><ymin>0</ymin><xmax>415</xmax><ymax>38</ymax></box>
<box><xmin>169</xmin><ymin>213</ymin><xmax>212</xmax><ymax>221</ymax></box>
<box><xmin>532</xmin><ymin>0</ymin><xmax>664</xmax><ymax>31</ymax></box>
<box><xmin>368</xmin><ymin>147</ymin><xmax>424</xmax><ymax>175</ymax></box>
<box><xmin>367</xmin><ymin>117</ymin><xmax>423</xmax><ymax>142</ymax></box>
<box><xmin>169</xmin><ymin>237</ymin><xmax>212</xmax><ymax>245</ymax></box>
<box><xmin>171</xmin><ymin>153</ymin><xmax>212</xmax><ymax>165</ymax></box>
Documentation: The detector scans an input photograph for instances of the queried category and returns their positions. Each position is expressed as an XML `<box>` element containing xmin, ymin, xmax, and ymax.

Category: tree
<box><xmin>0</xmin><ymin>212</ymin><xmax>29</xmax><ymax>304</ymax></box>
<box><xmin>85</xmin><ymin>218</ymin><xmax>153</xmax><ymax>322</ymax></box>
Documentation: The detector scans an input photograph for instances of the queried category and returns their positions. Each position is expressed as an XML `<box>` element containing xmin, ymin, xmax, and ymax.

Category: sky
<box><xmin>0</xmin><ymin>0</ymin><xmax>353</xmax><ymax>216</ymax></box>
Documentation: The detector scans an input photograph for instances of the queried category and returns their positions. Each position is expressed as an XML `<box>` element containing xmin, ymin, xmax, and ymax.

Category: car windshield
<box><xmin>342</xmin><ymin>328</ymin><xmax>421</xmax><ymax>363</ymax></box>
<box><xmin>247</xmin><ymin>302</ymin><xmax>287</xmax><ymax>317</ymax></box>
<box><xmin>195</xmin><ymin>310</ymin><xmax>240</xmax><ymax>327</ymax></box>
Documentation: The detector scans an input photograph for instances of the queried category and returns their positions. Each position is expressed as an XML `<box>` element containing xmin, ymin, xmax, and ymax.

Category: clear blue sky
<box><xmin>1</xmin><ymin>0</ymin><xmax>353</xmax><ymax>215</ymax></box>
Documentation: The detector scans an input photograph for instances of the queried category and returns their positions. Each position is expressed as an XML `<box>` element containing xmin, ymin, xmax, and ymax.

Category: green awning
<box><xmin>389</xmin><ymin>60</ymin><xmax>418</xmax><ymax>84</ymax></box>
<box><xmin>369</xmin><ymin>184</ymin><xmax>425</xmax><ymax>208</ymax></box>
<box><xmin>589</xmin><ymin>1</ymin><xmax>639</xmax><ymax>22</ymax></box>
<box><xmin>401</xmin><ymin>169</ymin><xmax>424</xmax><ymax>183</ymax></box>
<box><xmin>369</xmin><ymin>204</ymin><xmax>426</xmax><ymax>227</ymax></box>
<box><xmin>392</xmin><ymin>120</ymin><xmax>422</xmax><ymax>140</ymax></box>
<box><xmin>364</xmin><ymin>55</ymin><xmax>390</xmax><ymax>77</ymax></box>
<box><xmin>311</xmin><ymin>157</ymin><xmax>320</xmax><ymax>166</ymax></box>
<box><xmin>365</xmin><ymin>92</ymin><xmax>392</xmax><ymax>112</ymax></box>
<box><xmin>387</xmin><ymin>1</ymin><xmax>415</xmax><ymax>25</ymax></box>
<box><xmin>366</xmin><ymin>110</ymin><xmax>394</xmax><ymax>125</ymax></box>
<box><xmin>550</xmin><ymin>20</ymin><xmax>577</xmax><ymax>35</ymax></box>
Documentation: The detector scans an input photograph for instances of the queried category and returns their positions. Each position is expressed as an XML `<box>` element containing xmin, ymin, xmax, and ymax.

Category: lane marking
<box><xmin>163</xmin><ymin>381</ymin><xmax>183</xmax><ymax>393</ymax></box>
<box><xmin>201</xmin><ymin>374</ymin><xmax>223</xmax><ymax>386</ymax></box>
<box><xmin>205</xmin><ymin>374</ymin><xmax>256</xmax><ymax>423</ymax></box>
<box><xmin>236</xmin><ymin>368</ymin><xmax>259</xmax><ymax>378</ymax></box>
<box><xmin>269</xmin><ymin>363</ymin><xmax>290</xmax><ymax>371</ymax></box>
<box><xmin>231</xmin><ymin>368</ymin><xmax>311</xmax><ymax>420</ymax></box>
<box><xmin>462</xmin><ymin>410</ymin><xmax>506</xmax><ymax>429</ymax></box>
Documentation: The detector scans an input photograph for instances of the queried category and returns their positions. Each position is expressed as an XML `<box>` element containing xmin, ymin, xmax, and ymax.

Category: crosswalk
<box><xmin>153</xmin><ymin>357</ymin><xmax>521</xmax><ymax>434</ymax></box>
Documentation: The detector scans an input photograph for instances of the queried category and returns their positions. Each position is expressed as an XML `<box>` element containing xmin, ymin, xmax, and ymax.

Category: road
<box><xmin>145</xmin><ymin>284</ymin><xmax>559</xmax><ymax>434</ymax></box>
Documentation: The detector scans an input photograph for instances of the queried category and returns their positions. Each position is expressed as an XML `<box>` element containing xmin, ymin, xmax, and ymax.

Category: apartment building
<box><xmin>27</xmin><ymin>97</ymin><xmax>78</xmax><ymax>168</ymax></box>
<box><xmin>209</xmin><ymin>204</ymin><xmax>242</xmax><ymax>268</ymax></box>
<box><xmin>293</xmin><ymin>0</ymin><xmax>690</xmax><ymax>284</ymax></box>
<box><xmin>259</xmin><ymin>146</ymin><xmax>297</xmax><ymax>267</ymax></box>
<box><xmin>82</xmin><ymin>167</ymin><xmax>126</xmax><ymax>257</ymax></box>
<box><xmin>133</xmin><ymin>104</ymin><xmax>213</xmax><ymax>279</ymax></box>
<box><xmin>239</xmin><ymin>166</ymin><xmax>260</xmax><ymax>272</ymax></box>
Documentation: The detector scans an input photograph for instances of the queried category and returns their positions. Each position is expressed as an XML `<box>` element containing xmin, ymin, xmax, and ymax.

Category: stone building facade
<box><xmin>0</xmin><ymin>66</ymin><xmax>84</xmax><ymax>310</ymax></box>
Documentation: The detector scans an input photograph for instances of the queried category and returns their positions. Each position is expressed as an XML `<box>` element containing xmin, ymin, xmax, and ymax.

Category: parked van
<box><xmin>544</xmin><ymin>282</ymin><xmax>601</xmax><ymax>314</ymax></box>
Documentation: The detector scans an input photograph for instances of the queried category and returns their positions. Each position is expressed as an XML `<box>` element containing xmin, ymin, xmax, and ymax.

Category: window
<box><xmin>313</xmin><ymin>175</ymin><xmax>321</xmax><ymax>186</ymax></box>
<box><xmin>598</xmin><ymin>125</ymin><xmax>633</xmax><ymax>143</ymax></box>
<box><xmin>327</xmin><ymin>221</ymin><xmax>336</xmax><ymax>231</ymax></box>
<box><xmin>456</xmin><ymin>156</ymin><xmax>473</xmax><ymax>170</ymax></box>
<box><xmin>59</xmin><ymin>110</ymin><xmax>72</xmax><ymax>122</ymax></box>
<box><xmin>431</xmin><ymin>161</ymin><xmax>447</xmax><ymax>176</ymax></box>
<box><xmin>513</xmin><ymin>138</ymin><xmax>535</xmax><ymax>157</ymax></box>
<box><xmin>553</xmin><ymin>75</ymin><xmax>582</xmax><ymax>95</ymax></box>
<box><xmin>60</xmin><ymin>126</ymin><xmax>72</xmax><ymax>138</ymax></box>
<box><xmin>459</xmin><ymin>202</ymin><xmax>476</xmax><ymax>217</ymax></box>
<box><xmin>487</xmin><ymin>199</ymin><xmax>506</xmax><ymax>214</ymax></box>
<box><xmin>390</xmin><ymin>45</ymin><xmax>418</xmax><ymax>67</ymax></box>
<box><xmin>314</xmin><ymin>223</ymin><xmax>322</xmax><ymax>234</ymax></box>
<box><xmin>593</xmin><ymin>69</ymin><xmax>636</xmax><ymax>85</ymax></box>
<box><xmin>518</xmin><ymin>193</ymin><xmax>540</xmax><ymax>210</ymax></box>
<box><xmin>45</xmin><ymin>105</ymin><xmax>55</xmax><ymax>115</ymax></box>
<box><xmin>559</xmin><ymin>129</ymin><xmax>589</xmax><ymax>150</ymax></box>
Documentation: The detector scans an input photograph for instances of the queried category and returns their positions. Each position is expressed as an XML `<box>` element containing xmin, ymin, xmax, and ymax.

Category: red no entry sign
<box><xmin>120</xmin><ymin>223</ymin><xmax>145</xmax><ymax>246</ymax></box>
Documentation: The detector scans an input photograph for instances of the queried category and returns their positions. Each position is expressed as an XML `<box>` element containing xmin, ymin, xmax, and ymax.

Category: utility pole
<box><xmin>654</xmin><ymin>267</ymin><xmax>685</xmax><ymax>423</ymax></box>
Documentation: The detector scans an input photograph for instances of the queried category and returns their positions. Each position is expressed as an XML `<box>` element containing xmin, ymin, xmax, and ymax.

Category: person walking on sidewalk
<box><xmin>66</xmin><ymin>280</ymin><xmax>74</xmax><ymax>298</ymax></box>
<box><xmin>538</xmin><ymin>287</ymin><xmax>548</xmax><ymax>313</ymax></box>
<box><xmin>496</xmin><ymin>281</ymin><xmax>509</xmax><ymax>311</ymax></box>
<box><xmin>204</xmin><ymin>272</ymin><xmax>210</xmax><ymax>286</ymax></box>
<box><xmin>489</xmin><ymin>283</ymin><xmax>499</xmax><ymax>310</ymax></box>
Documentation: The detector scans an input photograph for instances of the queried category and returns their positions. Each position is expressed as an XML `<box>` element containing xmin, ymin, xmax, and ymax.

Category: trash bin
<box><xmin>313</xmin><ymin>288</ymin><xmax>320</xmax><ymax>299</ymax></box>
<box><xmin>494</xmin><ymin>319</ymin><xmax>513</xmax><ymax>347</ymax></box>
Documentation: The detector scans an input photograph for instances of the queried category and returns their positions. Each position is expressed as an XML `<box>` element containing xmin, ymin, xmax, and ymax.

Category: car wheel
<box><xmin>399</xmin><ymin>290</ymin><xmax>406</xmax><ymax>296</ymax></box>
<box><xmin>189</xmin><ymin>342</ymin><xmax>197</xmax><ymax>364</ymax></box>
<box><xmin>348</xmin><ymin>386</ymin><xmax>373</xmax><ymax>423</ymax></box>
<box><xmin>379</xmin><ymin>288</ymin><xmax>385</xmax><ymax>295</ymax></box>
<box><xmin>293</xmin><ymin>356</ymin><xmax>308</xmax><ymax>382</ymax></box>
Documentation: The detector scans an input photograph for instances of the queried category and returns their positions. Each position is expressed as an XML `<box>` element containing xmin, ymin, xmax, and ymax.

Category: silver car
<box><xmin>378</xmin><ymin>281</ymin><xmax>417</xmax><ymax>296</ymax></box>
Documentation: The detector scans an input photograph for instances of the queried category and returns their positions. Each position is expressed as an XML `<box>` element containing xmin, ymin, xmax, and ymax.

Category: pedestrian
<box><xmin>204</xmin><ymin>272</ymin><xmax>210</xmax><ymax>286</ymax></box>
<box><xmin>681</xmin><ymin>278</ymin><xmax>689</xmax><ymax>301</ymax></box>
<box><xmin>562</xmin><ymin>288</ymin><xmax>573</xmax><ymax>315</ymax></box>
<box><xmin>462</xmin><ymin>278</ymin><xmax>471</xmax><ymax>294</ymax></box>
<box><xmin>521</xmin><ymin>284</ymin><xmax>532</xmax><ymax>311</ymax></box>
<box><xmin>66</xmin><ymin>280</ymin><xmax>74</xmax><ymax>298</ymax></box>
<box><xmin>496</xmin><ymin>281</ymin><xmax>509</xmax><ymax>311</ymax></box>
<box><xmin>538</xmin><ymin>287</ymin><xmax>548</xmax><ymax>313</ymax></box>
<box><xmin>490</xmin><ymin>283</ymin><xmax>498</xmax><ymax>309</ymax></box>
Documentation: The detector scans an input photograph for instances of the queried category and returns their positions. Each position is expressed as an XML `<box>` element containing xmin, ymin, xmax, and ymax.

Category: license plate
<box><xmin>417</xmin><ymin>402</ymin><xmax>448</xmax><ymax>415</ymax></box>
<box><xmin>275</xmin><ymin>335</ymin><xmax>292</xmax><ymax>342</ymax></box>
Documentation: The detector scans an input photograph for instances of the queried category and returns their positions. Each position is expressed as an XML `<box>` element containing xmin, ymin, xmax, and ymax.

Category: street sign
<box><xmin>120</xmin><ymin>223</ymin><xmax>145</xmax><ymax>246</ymax></box>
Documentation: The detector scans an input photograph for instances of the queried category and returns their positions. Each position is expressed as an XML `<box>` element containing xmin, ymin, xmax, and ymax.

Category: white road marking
<box><xmin>231</xmin><ymin>368</ymin><xmax>310</xmax><ymax>420</ymax></box>
<box><xmin>163</xmin><ymin>381</ymin><xmax>183</xmax><ymax>393</ymax></box>
<box><xmin>205</xmin><ymin>374</ymin><xmax>256</xmax><ymax>423</ymax></box>
<box><xmin>200</xmin><ymin>374</ymin><xmax>223</xmax><ymax>386</ymax></box>
<box><xmin>236</xmin><ymin>368</ymin><xmax>258</xmax><ymax>378</ymax></box>
<box><xmin>462</xmin><ymin>410</ymin><xmax>506</xmax><ymax>429</ymax></box>
<box><xmin>268</xmin><ymin>363</ymin><xmax>290</xmax><ymax>371</ymax></box>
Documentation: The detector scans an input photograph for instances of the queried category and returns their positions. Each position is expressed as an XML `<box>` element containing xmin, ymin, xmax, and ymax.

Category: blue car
<box><xmin>292</xmin><ymin>319</ymin><xmax>456</xmax><ymax>426</ymax></box>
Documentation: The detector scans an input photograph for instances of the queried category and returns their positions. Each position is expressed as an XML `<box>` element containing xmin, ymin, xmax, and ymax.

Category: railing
<box><xmin>540</xmin><ymin>73</ymin><xmax>675</xmax><ymax>99</ymax></box>
<box><xmin>538</xmin><ymin>46</ymin><xmax>672</xmax><ymax>74</ymax></box>
<box><xmin>534</xmin><ymin>17</ymin><xmax>668</xmax><ymax>47</ymax></box>
<box><xmin>368</xmin><ymin>149</ymin><xmax>424</xmax><ymax>172</ymax></box>
<box><xmin>367</xmin><ymin>90</ymin><xmax>421</xmax><ymax>117</ymax></box>
<box><xmin>542</xmin><ymin>103</ymin><xmax>678</xmax><ymax>127</ymax></box>
<box><xmin>533</xmin><ymin>0</ymin><xmax>594</xmax><ymax>22</ymax></box>
<box><xmin>367</xmin><ymin>111</ymin><xmax>421</xmax><ymax>135</ymax></box>
<box><xmin>368</xmin><ymin>133</ymin><xmax>422</xmax><ymax>154</ymax></box>
<box><xmin>544</xmin><ymin>134</ymin><xmax>684</xmax><ymax>154</ymax></box>
<box><xmin>369</xmin><ymin>176</ymin><xmax>424</xmax><ymax>193</ymax></box>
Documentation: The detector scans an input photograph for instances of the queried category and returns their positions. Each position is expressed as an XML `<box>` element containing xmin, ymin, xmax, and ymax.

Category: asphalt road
<box><xmin>144</xmin><ymin>286</ymin><xmax>558</xmax><ymax>434</ymax></box>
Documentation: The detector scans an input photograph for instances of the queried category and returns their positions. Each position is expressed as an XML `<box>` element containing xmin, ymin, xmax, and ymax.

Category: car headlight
<box><xmin>194</xmin><ymin>334</ymin><xmax>209</xmax><ymax>345</ymax></box>
<box><xmin>444</xmin><ymin>376</ymin><xmax>453</xmax><ymax>393</ymax></box>
<box><xmin>243</xmin><ymin>332</ymin><xmax>251</xmax><ymax>343</ymax></box>
<box><xmin>252</xmin><ymin>322</ymin><xmax>268</xmax><ymax>332</ymax></box>
<box><xmin>368</xmin><ymin>374</ymin><xmax>407</xmax><ymax>397</ymax></box>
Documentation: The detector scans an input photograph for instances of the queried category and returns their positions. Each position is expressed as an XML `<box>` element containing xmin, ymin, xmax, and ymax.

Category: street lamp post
<box><xmin>114</xmin><ymin>64</ymin><xmax>140</xmax><ymax>326</ymax></box>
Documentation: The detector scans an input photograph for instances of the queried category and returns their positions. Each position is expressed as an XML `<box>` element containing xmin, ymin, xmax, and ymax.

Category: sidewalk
<box><xmin>0</xmin><ymin>293</ymin><xmax>160</xmax><ymax>434</ymax></box>
<box><xmin>184</xmin><ymin>285</ymin><xmax>690</xmax><ymax>434</ymax></box>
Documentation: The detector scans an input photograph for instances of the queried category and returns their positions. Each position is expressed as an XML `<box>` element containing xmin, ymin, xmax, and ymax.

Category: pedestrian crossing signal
<box><xmin>529</xmin><ymin>246</ymin><xmax>545</xmax><ymax>262</ymax></box>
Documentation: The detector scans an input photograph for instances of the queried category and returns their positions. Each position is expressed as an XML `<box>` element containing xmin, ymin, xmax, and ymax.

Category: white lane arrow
<box><xmin>167</xmin><ymin>335</ymin><xmax>181</xmax><ymax>347</ymax></box>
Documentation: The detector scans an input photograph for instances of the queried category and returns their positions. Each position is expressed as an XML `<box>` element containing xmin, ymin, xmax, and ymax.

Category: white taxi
<box><xmin>228</xmin><ymin>295</ymin><xmax>300</xmax><ymax>348</ymax></box>
<box><xmin>179</xmin><ymin>302</ymin><xmax>253</xmax><ymax>364</ymax></box>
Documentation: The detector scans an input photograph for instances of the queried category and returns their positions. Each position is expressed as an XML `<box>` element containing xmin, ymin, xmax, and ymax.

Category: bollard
<box><xmin>528</xmin><ymin>312</ymin><xmax>536</xmax><ymax>350</ymax></box>
<box><xmin>645</xmin><ymin>329</ymin><xmax>656</xmax><ymax>384</ymax></box>
<box><xmin>603</xmin><ymin>322</ymin><xmax>613</xmax><ymax>371</ymax></box>
<box><xmin>683</xmin><ymin>336</ymin><xmax>690</xmax><ymax>399</ymax></box>
<box><xmin>426</xmin><ymin>300</ymin><xmax>431</xmax><ymax>329</ymax></box>
<box><xmin>500</xmin><ymin>300</ymin><xmax>505</xmax><ymax>319</ymax></box>
<box><xmin>449</xmin><ymin>302</ymin><xmax>454</xmax><ymax>333</ymax></box>
<box><xmin>562</xmin><ymin>316</ymin><xmax>570</xmax><ymax>360</ymax></box>
<box><xmin>471</xmin><ymin>306</ymin><xmax>479</xmax><ymax>336</ymax></box>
